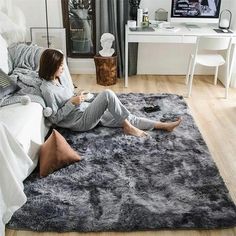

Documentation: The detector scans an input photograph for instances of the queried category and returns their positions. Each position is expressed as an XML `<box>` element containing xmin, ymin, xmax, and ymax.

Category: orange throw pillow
<box><xmin>39</xmin><ymin>129</ymin><xmax>81</xmax><ymax>177</ymax></box>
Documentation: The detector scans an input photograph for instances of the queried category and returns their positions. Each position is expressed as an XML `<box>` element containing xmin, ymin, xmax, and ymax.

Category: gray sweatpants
<box><xmin>71</xmin><ymin>89</ymin><xmax>156</xmax><ymax>131</ymax></box>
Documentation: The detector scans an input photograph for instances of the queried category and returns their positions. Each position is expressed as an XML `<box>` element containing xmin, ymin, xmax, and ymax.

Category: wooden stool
<box><xmin>94</xmin><ymin>55</ymin><xmax>117</xmax><ymax>86</ymax></box>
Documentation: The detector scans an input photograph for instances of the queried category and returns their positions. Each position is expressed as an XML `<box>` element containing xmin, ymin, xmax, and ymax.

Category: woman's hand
<box><xmin>70</xmin><ymin>95</ymin><xmax>86</xmax><ymax>105</ymax></box>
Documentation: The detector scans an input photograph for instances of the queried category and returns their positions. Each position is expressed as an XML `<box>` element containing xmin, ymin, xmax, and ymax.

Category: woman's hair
<box><xmin>39</xmin><ymin>49</ymin><xmax>64</xmax><ymax>80</ymax></box>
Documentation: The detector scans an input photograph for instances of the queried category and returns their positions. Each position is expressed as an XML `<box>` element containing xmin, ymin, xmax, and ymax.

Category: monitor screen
<box><xmin>171</xmin><ymin>0</ymin><xmax>221</xmax><ymax>23</ymax></box>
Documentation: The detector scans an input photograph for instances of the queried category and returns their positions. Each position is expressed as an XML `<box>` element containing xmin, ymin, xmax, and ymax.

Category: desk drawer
<box><xmin>128</xmin><ymin>35</ymin><xmax>183</xmax><ymax>43</ymax></box>
<box><xmin>182</xmin><ymin>36</ymin><xmax>197</xmax><ymax>44</ymax></box>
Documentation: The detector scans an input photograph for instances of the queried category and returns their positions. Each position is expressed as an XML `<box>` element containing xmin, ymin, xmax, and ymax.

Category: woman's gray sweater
<box><xmin>40</xmin><ymin>74</ymin><xmax>86</xmax><ymax>128</ymax></box>
<box><xmin>40</xmin><ymin>75</ymin><xmax>156</xmax><ymax>131</ymax></box>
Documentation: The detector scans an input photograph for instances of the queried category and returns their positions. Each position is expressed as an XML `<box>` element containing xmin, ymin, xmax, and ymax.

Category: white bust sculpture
<box><xmin>99</xmin><ymin>33</ymin><xmax>115</xmax><ymax>57</ymax></box>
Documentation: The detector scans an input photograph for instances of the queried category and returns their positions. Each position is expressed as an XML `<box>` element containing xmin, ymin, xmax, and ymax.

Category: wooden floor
<box><xmin>6</xmin><ymin>74</ymin><xmax>236</xmax><ymax>236</ymax></box>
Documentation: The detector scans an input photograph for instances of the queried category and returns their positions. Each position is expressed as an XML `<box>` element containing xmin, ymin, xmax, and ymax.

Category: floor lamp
<box><xmin>45</xmin><ymin>0</ymin><xmax>50</xmax><ymax>48</ymax></box>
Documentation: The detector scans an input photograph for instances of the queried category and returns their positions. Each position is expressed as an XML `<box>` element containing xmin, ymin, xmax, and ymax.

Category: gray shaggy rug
<box><xmin>7</xmin><ymin>93</ymin><xmax>236</xmax><ymax>232</ymax></box>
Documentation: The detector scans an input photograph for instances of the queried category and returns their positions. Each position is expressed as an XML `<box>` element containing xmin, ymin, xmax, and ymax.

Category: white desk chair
<box><xmin>186</xmin><ymin>36</ymin><xmax>232</xmax><ymax>98</ymax></box>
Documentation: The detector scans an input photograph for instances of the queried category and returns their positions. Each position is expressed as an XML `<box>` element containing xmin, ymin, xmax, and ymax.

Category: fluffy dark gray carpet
<box><xmin>7</xmin><ymin>93</ymin><xmax>236</xmax><ymax>232</ymax></box>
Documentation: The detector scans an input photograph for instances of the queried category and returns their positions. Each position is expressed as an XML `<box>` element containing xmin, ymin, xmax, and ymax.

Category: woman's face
<box><xmin>55</xmin><ymin>62</ymin><xmax>64</xmax><ymax>78</ymax></box>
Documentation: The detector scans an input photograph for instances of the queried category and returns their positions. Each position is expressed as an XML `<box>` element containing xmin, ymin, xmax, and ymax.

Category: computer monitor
<box><xmin>170</xmin><ymin>0</ymin><xmax>222</xmax><ymax>24</ymax></box>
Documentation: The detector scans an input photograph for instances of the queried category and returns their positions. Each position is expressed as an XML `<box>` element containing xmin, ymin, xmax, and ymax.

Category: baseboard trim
<box><xmin>68</xmin><ymin>58</ymin><xmax>96</xmax><ymax>74</ymax></box>
<box><xmin>67</xmin><ymin>57</ymin><xmax>236</xmax><ymax>88</ymax></box>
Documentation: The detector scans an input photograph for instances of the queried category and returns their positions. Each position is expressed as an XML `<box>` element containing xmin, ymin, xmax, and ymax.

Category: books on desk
<box><xmin>129</xmin><ymin>27</ymin><xmax>155</xmax><ymax>32</ymax></box>
<box><xmin>129</xmin><ymin>26</ymin><xmax>181</xmax><ymax>33</ymax></box>
<box><xmin>162</xmin><ymin>26</ymin><xmax>180</xmax><ymax>32</ymax></box>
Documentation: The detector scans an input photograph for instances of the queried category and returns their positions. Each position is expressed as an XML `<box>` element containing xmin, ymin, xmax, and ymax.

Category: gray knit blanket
<box><xmin>0</xmin><ymin>43</ymin><xmax>46</xmax><ymax>108</ymax></box>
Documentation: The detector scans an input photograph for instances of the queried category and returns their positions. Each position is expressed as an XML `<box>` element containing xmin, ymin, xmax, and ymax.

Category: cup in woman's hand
<box><xmin>80</xmin><ymin>91</ymin><xmax>94</xmax><ymax>101</ymax></box>
<box><xmin>70</xmin><ymin>95</ymin><xmax>84</xmax><ymax>105</ymax></box>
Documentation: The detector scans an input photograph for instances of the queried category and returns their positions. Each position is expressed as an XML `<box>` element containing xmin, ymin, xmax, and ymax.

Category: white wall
<box><xmin>12</xmin><ymin>0</ymin><xmax>63</xmax><ymax>39</ymax></box>
<box><xmin>12</xmin><ymin>0</ymin><xmax>236</xmax><ymax>86</ymax></box>
<box><xmin>12</xmin><ymin>0</ymin><xmax>95</xmax><ymax>74</ymax></box>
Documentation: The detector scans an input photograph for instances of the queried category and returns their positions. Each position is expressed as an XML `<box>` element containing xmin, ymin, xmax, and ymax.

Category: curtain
<box><xmin>0</xmin><ymin>0</ymin><xmax>26</xmax><ymax>44</ymax></box>
<box><xmin>96</xmin><ymin>0</ymin><xmax>137</xmax><ymax>77</ymax></box>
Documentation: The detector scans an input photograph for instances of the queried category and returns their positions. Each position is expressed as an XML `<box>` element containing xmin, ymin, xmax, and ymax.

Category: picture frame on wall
<box><xmin>61</xmin><ymin>0</ymin><xmax>96</xmax><ymax>58</ymax></box>
<box><xmin>30</xmin><ymin>27</ymin><xmax>67</xmax><ymax>56</ymax></box>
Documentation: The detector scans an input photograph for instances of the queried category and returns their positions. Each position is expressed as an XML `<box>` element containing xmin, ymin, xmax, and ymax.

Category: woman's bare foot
<box><xmin>154</xmin><ymin>117</ymin><xmax>182</xmax><ymax>132</ymax></box>
<box><xmin>123</xmin><ymin>120</ymin><xmax>148</xmax><ymax>137</ymax></box>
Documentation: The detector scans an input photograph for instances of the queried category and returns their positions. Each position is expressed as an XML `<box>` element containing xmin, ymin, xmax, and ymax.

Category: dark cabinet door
<box><xmin>61</xmin><ymin>0</ymin><xmax>96</xmax><ymax>58</ymax></box>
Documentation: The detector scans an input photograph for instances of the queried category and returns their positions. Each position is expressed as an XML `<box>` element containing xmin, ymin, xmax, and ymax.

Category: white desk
<box><xmin>125</xmin><ymin>24</ymin><xmax>236</xmax><ymax>87</ymax></box>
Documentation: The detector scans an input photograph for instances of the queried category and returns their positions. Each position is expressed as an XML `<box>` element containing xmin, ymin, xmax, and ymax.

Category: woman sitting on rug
<box><xmin>39</xmin><ymin>49</ymin><xmax>181</xmax><ymax>137</ymax></box>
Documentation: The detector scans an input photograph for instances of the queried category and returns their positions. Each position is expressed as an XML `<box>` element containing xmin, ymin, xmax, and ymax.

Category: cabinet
<box><xmin>61</xmin><ymin>0</ymin><xmax>96</xmax><ymax>58</ymax></box>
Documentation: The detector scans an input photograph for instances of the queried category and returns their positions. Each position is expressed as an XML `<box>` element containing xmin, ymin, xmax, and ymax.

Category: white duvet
<box><xmin>0</xmin><ymin>122</ymin><xmax>36</xmax><ymax>236</ymax></box>
<box><xmin>0</xmin><ymin>102</ymin><xmax>49</xmax><ymax>236</ymax></box>
<box><xmin>0</xmin><ymin>102</ymin><xmax>48</xmax><ymax>160</ymax></box>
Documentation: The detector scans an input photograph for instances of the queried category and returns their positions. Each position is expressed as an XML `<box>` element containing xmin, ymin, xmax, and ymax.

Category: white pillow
<box><xmin>0</xmin><ymin>33</ymin><xmax>9</xmax><ymax>74</ymax></box>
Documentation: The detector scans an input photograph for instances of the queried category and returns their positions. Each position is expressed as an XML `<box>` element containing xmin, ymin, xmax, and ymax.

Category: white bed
<box><xmin>0</xmin><ymin>3</ymin><xmax>73</xmax><ymax>235</ymax></box>
<box><xmin>0</xmin><ymin>103</ymin><xmax>48</xmax><ymax>161</ymax></box>
<box><xmin>0</xmin><ymin>121</ymin><xmax>39</xmax><ymax>236</ymax></box>
<box><xmin>0</xmin><ymin>101</ymin><xmax>49</xmax><ymax>236</ymax></box>
<box><xmin>0</xmin><ymin>53</ymin><xmax>73</xmax><ymax>236</ymax></box>
<box><xmin>0</xmin><ymin>2</ymin><xmax>43</xmax><ymax>234</ymax></box>
<box><xmin>0</xmin><ymin>44</ymin><xmax>48</xmax><ymax>236</ymax></box>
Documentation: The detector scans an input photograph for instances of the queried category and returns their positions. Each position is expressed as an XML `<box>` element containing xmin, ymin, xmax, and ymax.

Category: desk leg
<box><xmin>125</xmin><ymin>27</ymin><xmax>128</xmax><ymax>87</ymax></box>
<box><xmin>226</xmin><ymin>43</ymin><xmax>236</xmax><ymax>98</ymax></box>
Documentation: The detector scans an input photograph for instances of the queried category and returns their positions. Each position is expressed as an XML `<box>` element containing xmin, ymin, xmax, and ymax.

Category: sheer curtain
<box><xmin>0</xmin><ymin>0</ymin><xmax>26</xmax><ymax>44</ymax></box>
<box><xmin>96</xmin><ymin>0</ymin><xmax>137</xmax><ymax>77</ymax></box>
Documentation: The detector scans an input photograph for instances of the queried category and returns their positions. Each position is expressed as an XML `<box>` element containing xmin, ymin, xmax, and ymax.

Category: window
<box><xmin>61</xmin><ymin>0</ymin><xmax>96</xmax><ymax>58</ymax></box>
